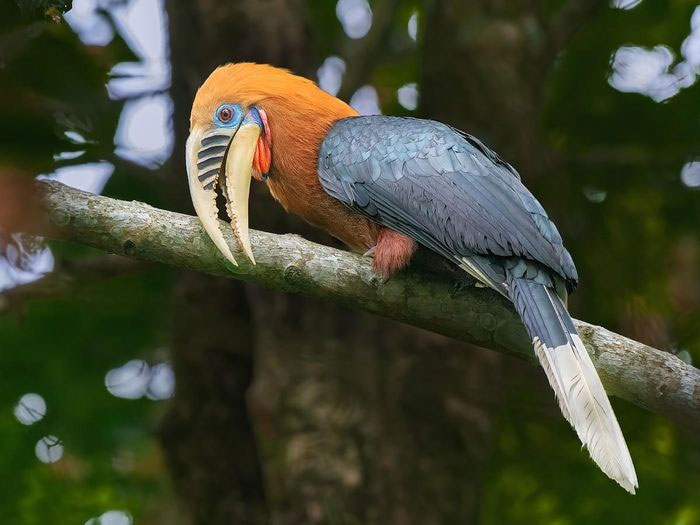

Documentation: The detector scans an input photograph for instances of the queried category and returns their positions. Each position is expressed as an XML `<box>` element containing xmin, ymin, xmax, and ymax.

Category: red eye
<box><xmin>218</xmin><ymin>106</ymin><xmax>233</xmax><ymax>122</ymax></box>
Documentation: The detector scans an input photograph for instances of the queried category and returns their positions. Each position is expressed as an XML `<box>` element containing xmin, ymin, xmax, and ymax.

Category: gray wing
<box><xmin>318</xmin><ymin>116</ymin><xmax>578</xmax><ymax>293</ymax></box>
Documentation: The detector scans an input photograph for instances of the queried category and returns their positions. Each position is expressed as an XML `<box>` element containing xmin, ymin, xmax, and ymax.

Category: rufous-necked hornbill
<box><xmin>185</xmin><ymin>63</ymin><xmax>637</xmax><ymax>493</ymax></box>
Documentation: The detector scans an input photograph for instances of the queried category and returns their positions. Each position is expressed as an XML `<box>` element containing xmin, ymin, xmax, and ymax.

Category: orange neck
<box><xmin>192</xmin><ymin>63</ymin><xmax>380</xmax><ymax>250</ymax></box>
<box><xmin>261</xmin><ymin>91</ymin><xmax>379</xmax><ymax>251</ymax></box>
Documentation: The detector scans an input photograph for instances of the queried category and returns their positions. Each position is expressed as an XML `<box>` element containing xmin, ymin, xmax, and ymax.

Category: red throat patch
<box><xmin>252</xmin><ymin>135</ymin><xmax>271</xmax><ymax>181</ymax></box>
<box><xmin>252</xmin><ymin>108</ymin><xmax>272</xmax><ymax>181</ymax></box>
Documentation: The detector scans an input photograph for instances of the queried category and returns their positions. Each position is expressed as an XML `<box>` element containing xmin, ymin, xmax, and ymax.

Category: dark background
<box><xmin>1</xmin><ymin>0</ymin><xmax>700</xmax><ymax>523</ymax></box>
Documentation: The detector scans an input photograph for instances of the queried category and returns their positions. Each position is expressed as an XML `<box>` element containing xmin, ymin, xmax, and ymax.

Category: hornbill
<box><xmin>185</xmin><ymin>63</ymin><xmax>637</xmax><ymax>493</ymax></box>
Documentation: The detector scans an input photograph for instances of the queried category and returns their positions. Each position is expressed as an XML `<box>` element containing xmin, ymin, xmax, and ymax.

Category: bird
<box><xmin>185</xmin><ymin>62</ymin><xmax>638</xmax><ymax>493</ymax></box>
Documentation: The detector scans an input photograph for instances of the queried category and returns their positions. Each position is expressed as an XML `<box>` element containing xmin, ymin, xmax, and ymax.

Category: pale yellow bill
<box><xmin>185</xmin><ymin>128</ymin><xmax>237</xmax><ymax>265</ymax></box>
<box><xmin>221</xmin><ymin>123</ymin><xmax>259</xmax><ymax>265</ymax></box>
<box><xmin>185</xmin><ymin>123</ymin><xmax>261</xmax><ymax>266</ymax></box>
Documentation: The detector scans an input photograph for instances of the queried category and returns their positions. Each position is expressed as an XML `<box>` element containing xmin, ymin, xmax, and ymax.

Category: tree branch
<box><xmin>30</xmin><ymin>180</ymin><xmax>700</xmax><ymax>429</ymax></box>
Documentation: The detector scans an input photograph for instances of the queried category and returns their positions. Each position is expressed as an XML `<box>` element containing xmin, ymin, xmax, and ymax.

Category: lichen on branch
<box><xmin>28</xmin><ymin>180</ymin><xmax>700</xmax><ymax>430</ymax></box>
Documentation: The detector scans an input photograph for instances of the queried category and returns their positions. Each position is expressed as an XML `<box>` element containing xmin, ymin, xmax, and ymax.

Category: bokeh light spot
<box><xmin>35</xmin><ymin>435</ymin><xmax>64</xmax><ymax>464</ymax></box>
<box><xmin>681</xmin><ymin>161</ymin><xmax>700</xmax><ymax>188</ymax></box>
<box><xmin>611</xmin><ymin>0</ymin><xmax>642</xmax><ymax>9</ymax></box>
<box><xmin>397</xmin><ymin>83</ymin><xmax>419</xmax><ymax>110</ymax></box>
<box><xmin>14</xmin><ymin>393</ymin><xmax>47</xmax><ymax>425</ymax></box>
<box><xmin>106</xmin><ymin>360</ymin><xmax>176</xmax><ymax>400</ymax></box>
<box><xmin>39</xmin><ymin>162</ymin><xmax>115</xmax><ymax>195</ymax></box>
<box><xmin>65</xmin><ymin>0</ymin><xmax>115</xmax><ymax>46</ymax></box>
<box><xmin>146</xmin><ymin>362</ymin><xmax>175</xmax><ymax>400</ymax></box>
<box><xmin>85</xmin><ymin>510</ymin><xmax>133</xmax><ymax>525</ymax></box>
<box><xmin>350</xmin><ymin>85</ymin><xmax>381</xmax><ymax>115</ymax></box>
<box><xmin>105</xmin><ymin>360</ymin><xmax>151</xmax><ymax>399</ymax></box>
<box><xmin>336</xmin><ymin>0</ymin><xmax>373</xmax><ymax>39</ymax></box>
<box><xmin>408</xmin><ymin>11</ymin><xmax>418</xmax><ymax>41</ymax></box>
<box><xmin>115</xmin><ymin>95</ymin><xmax>174</xmax><ymax>167</ymax></box>
<box><xmin>583</xmin><ymin>186</ymin><xmax>608</xmax><ymax>203</ymax></box>
<box><xmin>609</xmin><ymin>45</ymin><xmax>681</xmax><ymax>102</ymax></box>
<box><xmin>317</xmin><ymin>56</ymin><xmax>347</xmax><ymax>96</ymax></box>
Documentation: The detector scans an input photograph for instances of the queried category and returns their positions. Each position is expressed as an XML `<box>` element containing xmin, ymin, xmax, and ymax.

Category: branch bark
<box><xmin>33</xmin><ymin>180</ymin><xmax>700</xmax><ymax>429</ymax></box>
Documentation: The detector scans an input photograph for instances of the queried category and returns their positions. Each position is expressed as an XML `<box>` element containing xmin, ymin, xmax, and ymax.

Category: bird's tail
<box><xmin>507</xmin><ymin>275</ymin><xmax>638</xmax><ymax>493</ymax></box>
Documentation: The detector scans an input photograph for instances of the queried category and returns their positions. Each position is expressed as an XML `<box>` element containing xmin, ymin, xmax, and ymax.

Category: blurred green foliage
<box><xmin>15</xmin><ymin>0</ymin><xmax>72</xmax><ymax>19</ymax></box>
<box><xmin>0</xmin><ymin>270</ymin><xmax>174</xmax><ymax>523</ymax></box>
<box><xmin>0</xmin><ymin>3</ymin><xmax>133</xmax><ymax>174</ymax></box>
<box><xmin>541</xmin><ymin>1</ymin><xmax>700</xmax><ymax>356</ymax></box>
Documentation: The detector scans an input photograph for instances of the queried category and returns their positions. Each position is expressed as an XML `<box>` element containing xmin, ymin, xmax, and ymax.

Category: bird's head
<box><xmin>186</xmin><ymin>62</ymin><xmax>355</xmax><ymax>266</ymax></box>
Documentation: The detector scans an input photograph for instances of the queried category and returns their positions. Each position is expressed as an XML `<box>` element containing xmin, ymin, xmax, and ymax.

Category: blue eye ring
<box><xmin>214</xmin><ymin>104</ymin><xmax>242</xmax><ymax>128</ymax></box>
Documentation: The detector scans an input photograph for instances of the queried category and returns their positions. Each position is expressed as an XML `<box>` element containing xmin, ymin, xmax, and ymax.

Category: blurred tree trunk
<box><xmin>420</xmin><ymin>0</ymin><xmax>604</xmax><ymax>179</ymax></box>
<box><xmin>160</xmin><ymin>1</ymin><xmax>310</xmax><ymax>523</ymax></box>
<box><xmin>156</xmin><ymin>0</ymin><xmax>596</xmax><ymax>523</ymax></box>
<box><xmin>417</xmin><ymin>2</ymin><xmax>607</xmax><ymax>519</ymax></box>
<box><xmin>421</xmin><ymin>1</ymin><xmax>546</xmax><ymax>177</ymax></box>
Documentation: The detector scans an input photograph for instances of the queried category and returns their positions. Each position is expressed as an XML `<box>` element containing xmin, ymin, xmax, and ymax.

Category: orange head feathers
<box><xmin>185</xmin><ymin>63</ymin><xmax>375</xmax><ymax>267</ymax></box>
<box><xmin>192</xmin><ymin>62</ymin><xmax>356</xmax><ymax>186</ymax></box>
<box><xmin>190</xmin><ymin>63</ymin><xmax>355</xmax><ymax>130</ymax></box>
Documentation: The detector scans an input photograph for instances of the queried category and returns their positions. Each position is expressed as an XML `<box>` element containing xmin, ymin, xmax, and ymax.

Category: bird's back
<box><xmin>318</xmin><ymin>115</ymin><xmax>577</xmax><ymax>289</ymax></box>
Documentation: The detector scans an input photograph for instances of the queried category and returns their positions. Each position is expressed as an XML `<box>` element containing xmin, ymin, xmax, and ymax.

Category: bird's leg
<box><xmin>363</xmin><ymin>246</ymin><xmax>376</xmax><ymax>258</ymax></box>
<box><xmin>371</xmin><ymin>227</ymin><xmax>418</xmax><ymax>281</ymax></box>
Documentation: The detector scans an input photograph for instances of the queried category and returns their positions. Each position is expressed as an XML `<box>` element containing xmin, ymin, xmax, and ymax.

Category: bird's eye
<box><xmin>218</xmin><ymin>106</ymin><xmax>233</xmax><ymax>123</ymax></box>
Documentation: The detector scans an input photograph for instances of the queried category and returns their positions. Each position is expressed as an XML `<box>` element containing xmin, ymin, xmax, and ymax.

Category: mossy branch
<box><xmin>33</xmin><ymin>180</ymin><xmax>700</xmax><ymax>429</ymax></box>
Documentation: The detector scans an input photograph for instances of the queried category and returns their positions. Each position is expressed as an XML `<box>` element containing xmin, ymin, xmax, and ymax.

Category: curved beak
<box><xmin>185</xmin><ymin>120</ymin><xmax>261</xmax><ymax>266</ymax></box>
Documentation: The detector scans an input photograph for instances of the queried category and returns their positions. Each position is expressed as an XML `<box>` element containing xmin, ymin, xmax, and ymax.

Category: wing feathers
<box><xmin>318</xmin><ymin>115</ymin><xmax>578</xmax><ymax>285</ymax></box>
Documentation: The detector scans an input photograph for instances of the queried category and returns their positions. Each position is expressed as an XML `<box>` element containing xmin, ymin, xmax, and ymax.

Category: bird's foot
<box><xmin>369</xmin><ymin>271</ymin><xmax>389</xmax><ymax>286</ymax></box>
<box><xmin>360</xmin><ymin>246</ymin><xmax>387</xmax><ymax>284</ymax></box>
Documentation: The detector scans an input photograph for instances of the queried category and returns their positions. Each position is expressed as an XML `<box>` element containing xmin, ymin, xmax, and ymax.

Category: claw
<box><xmin>373</xmin><ymin>271</ymin><xmax>389</xmax><ymax>285</ymax></box>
